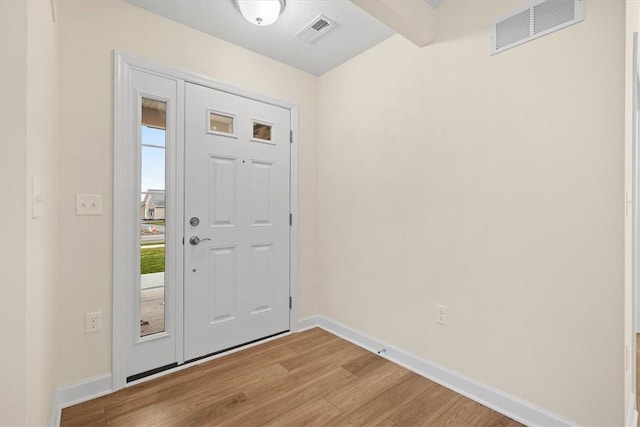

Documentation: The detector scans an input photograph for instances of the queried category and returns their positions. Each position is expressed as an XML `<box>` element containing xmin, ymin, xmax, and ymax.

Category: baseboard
<box><xmin>628</xmin><ymin>392</ymin><xmax>638</xmax><ymax>427</ymax></box>
<box><xmin>52</xmin><ymin>374</ymin><xmax>113</xmax><ymax>426</ymax></box>
<box><xmin>50</xmin><ymin>390</ymin><xmax>59</xmax><ymax>427</ymax></box>
<box><xmin>299</xmin><ymin>315</ymin><xmax>577</xmax><ymax>427</ymax></box>
<box><xmin>296</xmin><ymin>315</ymin><xmax>320</xmax><ymax>332</ymax></box>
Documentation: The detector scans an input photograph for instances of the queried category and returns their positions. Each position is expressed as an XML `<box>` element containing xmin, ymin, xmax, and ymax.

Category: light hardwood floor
<box><xmin>61</xmin><ymin>328</ymin><xmax>522</xmax><ymax>426</ymax></box>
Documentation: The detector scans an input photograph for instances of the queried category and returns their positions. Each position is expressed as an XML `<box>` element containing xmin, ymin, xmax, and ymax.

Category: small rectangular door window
<box><xmin>209</xmin><ymin>111</ymin><xmax>235</xmax><ymax>136</ymax></box>
<box><xmin>252</xmin><ymin>121</ymin><xmax>273</xmax><ymax>142</ymax></box>
<box><xmin>140</xmin><ymin>98</ymin><xmax>166</xmax><ymax>337</ymax></box>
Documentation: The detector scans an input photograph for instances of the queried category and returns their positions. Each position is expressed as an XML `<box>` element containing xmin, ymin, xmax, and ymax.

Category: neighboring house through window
<box><xmin>140</xmin><ymin>189</ymin><xmax>165</xmax><ymax>220</ymax></box>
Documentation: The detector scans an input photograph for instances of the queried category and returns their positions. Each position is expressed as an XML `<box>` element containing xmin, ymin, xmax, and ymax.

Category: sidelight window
<box><xmin>139</xmin><ymin>97</ymin><xmax>167</xmax><ymax>337</ymax></box>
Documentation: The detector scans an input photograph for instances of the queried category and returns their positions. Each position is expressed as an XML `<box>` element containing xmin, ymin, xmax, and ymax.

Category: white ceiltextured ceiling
<box><xmin>126</xmin><ymin>0</ymin><xmax>398</xmax><ymax>76</ymax></box>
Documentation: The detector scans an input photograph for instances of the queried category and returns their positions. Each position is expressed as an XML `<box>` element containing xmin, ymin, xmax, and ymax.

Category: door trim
<box><xmin>113</xmin><ymin>51</ymin><xmax>299</xmax><ymax>391</ymax></box>
<box><xmin>633</xmin><ymin>32</ymin><xmax>639</xmax><ymax>333</ymax></box>
<box><xmin>632</xmin><ymin>32</ymin><xmax>639</xmax><ymax>413</ymax></box>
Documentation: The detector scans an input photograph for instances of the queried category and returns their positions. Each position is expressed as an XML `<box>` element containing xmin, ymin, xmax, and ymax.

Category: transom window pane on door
<box><xmin>253</xmin><ymin>121</ymin><xmax>273</xmax><ymax>142</ymax></box>
<box><xmin>209</xmin><ymin>111</ymin><xmax>234</xmax><ymax>135</ymax></box>
<box><xmin>140</xmin><ymin>98</ymin><xmax>166</xmax><ymax>338</ymax></box>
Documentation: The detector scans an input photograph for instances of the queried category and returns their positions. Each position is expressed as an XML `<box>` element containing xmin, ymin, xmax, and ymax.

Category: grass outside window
<box><xmin>141</xmin><ymin>246</ymin><xmax>165</xmax><ymax>274</ymax></box>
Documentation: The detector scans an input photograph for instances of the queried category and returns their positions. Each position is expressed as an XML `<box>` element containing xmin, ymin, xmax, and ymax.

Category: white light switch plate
<box><xmin>32</xmin><ymin>176</ymin><xmax>43</xmax><ymax>219</ymax></box>
<box><xmin>76</xmin><ymin>194</ymin><xmax>102</xmax><ymax>215</ymax></box>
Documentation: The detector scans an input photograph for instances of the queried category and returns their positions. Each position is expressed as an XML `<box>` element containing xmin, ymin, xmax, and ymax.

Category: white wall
<box><xmin>55</xmin><ymin>0</ymin><xmax>318</xmax><ymax>387</ymax></box>
<box><xmin>625</xmin><ymin>1</ymin><xmax>640</xmax><ymax>425</ymax></box>
<box><xmin>0</xmin><ymin>1</ymin><xmax>58</xmax><ymax>425</ymax></box>
<box><xmin>317</xmin><ymin>1</ymin><xmax>625</xmax><ymax>425</ymax></box>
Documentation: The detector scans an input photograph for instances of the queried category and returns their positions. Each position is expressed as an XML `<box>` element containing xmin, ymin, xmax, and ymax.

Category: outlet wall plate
<box><xmin>85</xmin><ymin>311</ymin><xmax>102</xmax><ymax>333</ymax></box>
<box><xmin>436</xmin><ymin>304</ymin><xmax>448</xmax><ymax>326</ymax></box>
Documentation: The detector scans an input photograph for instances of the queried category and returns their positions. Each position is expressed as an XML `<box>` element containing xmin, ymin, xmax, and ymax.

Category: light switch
<box><xmin>32</xmin><ymin>176</ymin><xmax>43</xmax><ymax>219</ymax></box>
<box><xmin>76</xmin><ymin>194</ymin><xmax>102</xmax><ymax>215</ymax></box>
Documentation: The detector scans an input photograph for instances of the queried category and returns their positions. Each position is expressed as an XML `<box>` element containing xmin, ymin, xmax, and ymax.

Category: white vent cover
<box><xmin>296</xmin><ymin>15</ymin><xmax>337</xmax><ymax>44</ymax></box>
<box><xmin>491</xmin><ymin>0</ymin><xmax>583</xmax><ymax>55</ymax></box>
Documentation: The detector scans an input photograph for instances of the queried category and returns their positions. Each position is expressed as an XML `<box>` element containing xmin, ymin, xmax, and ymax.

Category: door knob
<box><xmin>189</xmin><ymin>236</ymin><xmax>211</xmax><ymax>246</ymax></box>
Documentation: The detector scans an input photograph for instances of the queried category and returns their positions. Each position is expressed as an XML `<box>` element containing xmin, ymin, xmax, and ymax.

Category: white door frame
<box><xmin>633</xmin><ymin>33</ymin><xmax>639</xmax><ymax>333</ymax></box>
<box><xmin>632</xmin><ymin>32</ymin><xmax>639</xmax><ymax>404</ymax></box>
<box><xmin>632</xmin><ymin>31</ymin><xmax>639</xmax><ymax>330</ymax></box>
<box><xmin>113</xmin><ymin>51</ymin><xmax>300</xmax><ymax>391</ymax></box>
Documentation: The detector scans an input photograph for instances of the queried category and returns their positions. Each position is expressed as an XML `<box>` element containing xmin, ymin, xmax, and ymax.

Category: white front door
<box><xmin>183</xmin><ymin>83</ymin><xmax>291</xmax><ymax>361</ymax></box>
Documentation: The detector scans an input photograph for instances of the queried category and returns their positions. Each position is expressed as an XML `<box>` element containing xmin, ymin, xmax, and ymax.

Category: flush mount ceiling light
<box><xmin>235</xmin><ymin>0</ymin><xmax>285</xmax><ymax>26</ymax></box>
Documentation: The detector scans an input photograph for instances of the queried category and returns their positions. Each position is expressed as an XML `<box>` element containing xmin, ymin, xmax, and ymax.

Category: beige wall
<box><xmin>1</xmin><ymin>1</ymin><xmax>58</xmax><ymax>425</ymax></box>
<box><xmin>56</xmin><ymin>0</ymin><xmax>318</xmax><ymax>386</ymax></box>
<box><xmin>0</xmin><ymin>1</ymin><xmax>28</xmax><ymax>424</ymax></box>
<box><xmin>5</xmin><ymin>0</ymin><xmax>631</xmax><ymax>424</ymax></box>
<box><xmin>25</xmin><ymin>1</ymin><xmax>58</xmax><ymax>424</ymax></box>
<box><xmin>317</xmin><ymin>1</ymin><xmax>625</xmax><ymax>425</ymax></box>
<box><xmin>625</xmin><ymin>1</ymin><xmax>640</xmax><ymax>425</ymax></box>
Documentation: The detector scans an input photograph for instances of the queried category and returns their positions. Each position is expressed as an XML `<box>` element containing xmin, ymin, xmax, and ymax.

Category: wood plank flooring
<box><xmin>61</xmin><ymin>328</ymin><xmax>522</xmax><ymax>426</ymax></box>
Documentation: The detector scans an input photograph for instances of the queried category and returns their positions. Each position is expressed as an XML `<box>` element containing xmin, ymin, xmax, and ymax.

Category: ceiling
<box><xmin>126</xmin><ymin>0</ymin><xmax>427</xmax><ymax>76</ymax></box>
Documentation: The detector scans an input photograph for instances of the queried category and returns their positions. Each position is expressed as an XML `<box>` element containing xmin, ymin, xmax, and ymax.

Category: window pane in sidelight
<box><xmin>140</xmin><ymin>98</ymin><xmax>166</xmax><ymax>338</ymax></box>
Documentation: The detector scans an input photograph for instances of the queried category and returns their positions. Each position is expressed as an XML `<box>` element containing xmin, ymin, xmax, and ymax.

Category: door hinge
<box><xmin>182</xmin><ymin>237</ymin><xmax>184</xmax><ymax>245</ymax></box>
<box><xmin>290</xmin><ymin>130</ymin><xmax>293</xmax><ymax>144</ymax></box>
<box><xmin>289</xmin><ymin>296</ymin><xmax>292</xmax><ymax>309</ymax></box>
<box><xmin>289</xmin><ymin>213</ymin><xmax>292</xmax><ymax>226</ymax></box>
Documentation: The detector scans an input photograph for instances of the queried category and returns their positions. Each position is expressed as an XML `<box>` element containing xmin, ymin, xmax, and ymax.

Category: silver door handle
<box><xmin>189</xmin><ymin>236</ymin><xmax>211</xmax><ymax>246</ymax></box>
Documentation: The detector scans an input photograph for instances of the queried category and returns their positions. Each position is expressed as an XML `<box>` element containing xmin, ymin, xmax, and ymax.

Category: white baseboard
<box><xmin>299</xmin><ymin>315</ymin><xmax>577</xmax><ymax>427</ymax></box>
<box><xmin>628</xmin><ymin>392</ymin><xmax>638</xmax><ymax>427</ymax></box>
<box><xmin>50</xmin><ymin>390</ymin><xmax>59</xmax><ymax>427</ymax></box>
<box><xmin>296</xmin><ymin>315</ymin><xmax>320</xmax><ymax>332</ymax></box>
<box><xmin>52</xmin><ymin>374</ymin><xmax>112</xmax><ymax>426</ymax></box>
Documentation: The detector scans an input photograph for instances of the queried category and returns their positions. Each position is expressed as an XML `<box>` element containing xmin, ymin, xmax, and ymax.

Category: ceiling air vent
<box><xmin>491</xmin><ymin>0</ymin><xmax>583</xmax><ymax>55</ymax></box>
<box><xmin>296</xmin><ymin>15</ymin><xmax>337</xmax><ymax>44</ymax></box>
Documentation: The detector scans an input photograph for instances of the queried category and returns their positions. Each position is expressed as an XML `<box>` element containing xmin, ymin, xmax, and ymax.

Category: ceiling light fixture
<box><xmin>235</xmin><ymin>0</ymin><xmax>285</xmax><ymax>26</ymax></box>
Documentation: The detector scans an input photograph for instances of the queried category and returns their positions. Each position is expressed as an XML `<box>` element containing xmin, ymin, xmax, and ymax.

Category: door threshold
<box><xmin>126</xmin><ymin>330</ymin><xmax>290</xmax><ymax>386</ymax></box>
<box><xmin>126</xmin><ymin>362</ymin><xmax>178</xmax><ymax>383</ymax></box>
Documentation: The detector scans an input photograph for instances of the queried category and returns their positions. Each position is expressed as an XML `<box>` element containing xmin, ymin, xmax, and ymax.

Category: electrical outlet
<box><xmin>436</xmin><ymin>305</ymin><xmax>448</xmax><ymax>326</ymax></box>
<box><xmin>85</xmin><ymin>311</ymin><xmax>102</xmax><ymax>333</ymax></box>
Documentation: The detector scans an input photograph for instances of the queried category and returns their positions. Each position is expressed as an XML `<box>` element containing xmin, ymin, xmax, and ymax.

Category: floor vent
<box><xmin>491</xmin><ymin>0</ymin><xmax>583</xmax><ymax>55</ymax></box>
<box><xmin>296</xmin><ymin>15</ymin><xmax>337</xmax><ymax>44</ymax></box>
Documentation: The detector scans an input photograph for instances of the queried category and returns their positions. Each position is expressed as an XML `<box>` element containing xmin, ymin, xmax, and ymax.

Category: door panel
<box><xmin>184</xmin><ymin>83</ymin><xmax>290</xmax><ymax>361</ymax></box>
<box><xmin>250</xmin><ymin>243</ymin><xmax>274</xmax><ymax>314</ymax></box>
<box><xmin>207</xmin><ymin>246</ymin><xmax>237</xmax><ymax>324</ymax></box>
<box><xmin>209</xmin><ymin>155</ymin><xmax>237</xmax><ymax>227</ymax></box>
<box><xmin>251</xmin><ymin>160</ymin><xmax>273</xmax><ymax>226</ymax></box>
